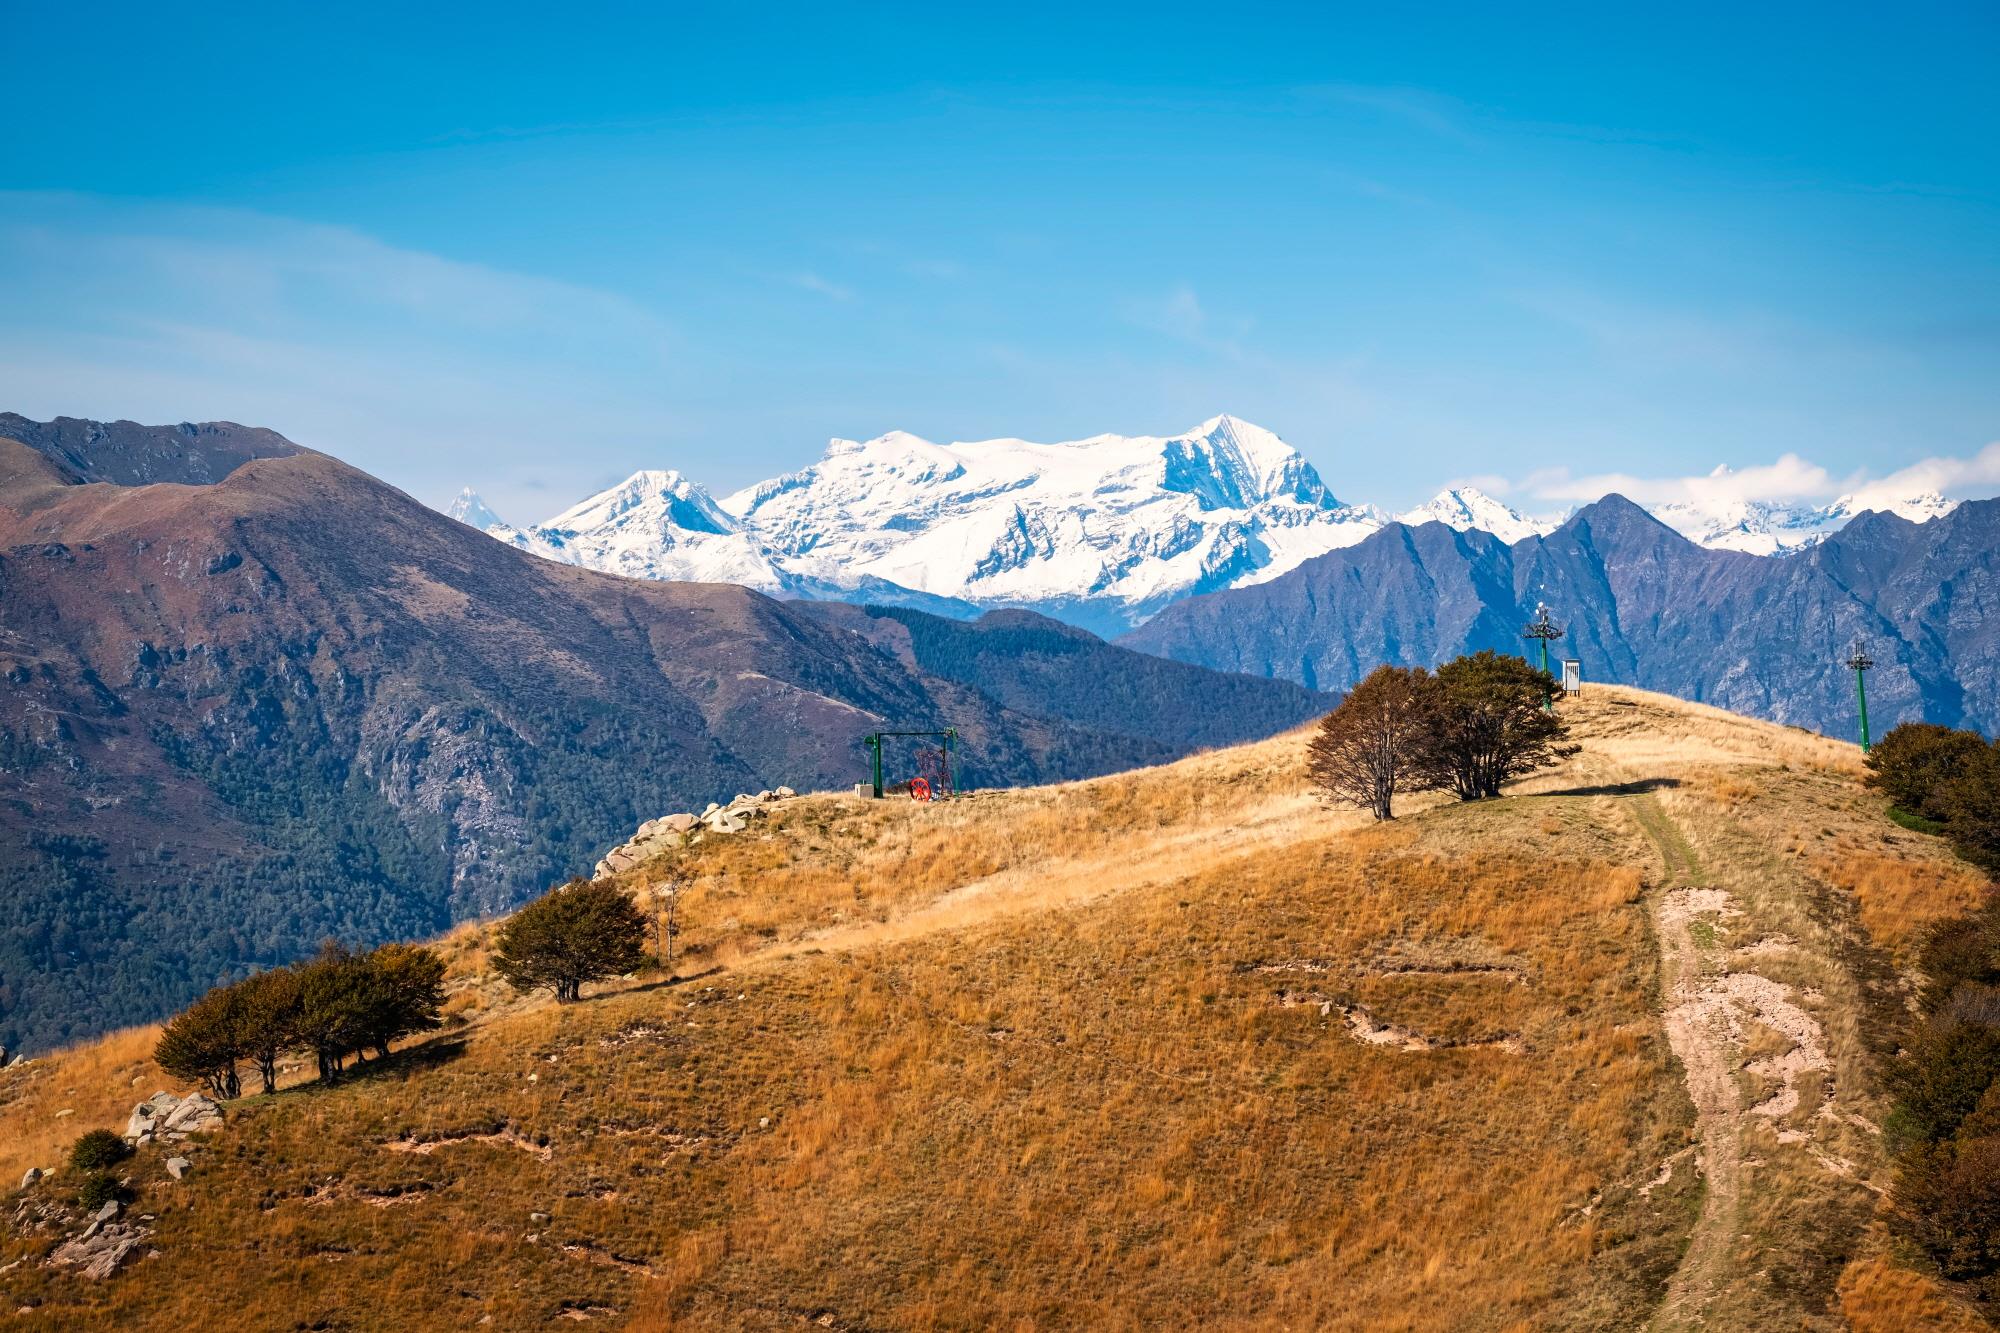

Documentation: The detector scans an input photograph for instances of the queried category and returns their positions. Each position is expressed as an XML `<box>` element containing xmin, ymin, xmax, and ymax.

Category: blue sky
<box><xmin>4</xmin><ymin>1</ymin><xmax>1998</xmax><ymax>521</ymax></box>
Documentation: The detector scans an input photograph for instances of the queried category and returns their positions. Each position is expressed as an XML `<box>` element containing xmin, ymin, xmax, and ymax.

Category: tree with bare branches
<box><xmin>1307</xmin><ymin>665</ymin><xmax>1429</xmax><ymax>820</ymax></box>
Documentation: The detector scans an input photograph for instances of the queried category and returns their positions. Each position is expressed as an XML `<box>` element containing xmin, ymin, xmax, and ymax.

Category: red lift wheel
<box><xmin>908</xmin><ymin>777</ymin><xmax>933</xmax><ymax>803</ymax></box>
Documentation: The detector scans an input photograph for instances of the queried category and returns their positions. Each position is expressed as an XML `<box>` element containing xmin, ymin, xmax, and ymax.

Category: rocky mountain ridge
<box><xmin>1122</xmin><ymin>494</ymin><xmax>2000</xmax><ymax>737</ymax></box>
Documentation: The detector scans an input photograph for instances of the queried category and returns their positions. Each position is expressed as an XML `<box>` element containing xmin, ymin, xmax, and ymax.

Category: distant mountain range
<box><xmin>0</xmin><ymin>415</ymin><xmax>1328</xmax><ymax>1053</ymax></box>
<box><xmin>451</xmin><ymin>415</ymin><xmax>1958</xmax><ymax>633</ymax></box>
<box><xmin>1122</xmin><ymin>494</ymin><xmax>2000</xmax><ymax>738</ymax></box>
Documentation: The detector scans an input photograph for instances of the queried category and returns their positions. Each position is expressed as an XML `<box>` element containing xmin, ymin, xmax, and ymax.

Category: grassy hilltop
<box><xmin>0</xmin><ymin>687</ymin><xmax>1992</xmax><ymax>1330</ymax></box>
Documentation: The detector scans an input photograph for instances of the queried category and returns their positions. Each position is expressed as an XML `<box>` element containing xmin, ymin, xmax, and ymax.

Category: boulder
<box><xmin>50</xmin><ymin>1222</ymin><xmax>149</xmax><ymax>1279</ymax></box>
<box><xmin>774</xmin><ymin>786</ymin><xmax>797</xmax><ymax>799</ymax></box>
<box><xmin>20</xmin><ymin>1167</ymin><xmax>40</xmax><ymax>1190</ymax></box>
<box><xmin>757</xmin><ymin>789</ymin><xmax>773</xmax><ymax>802</ymax></box>
<box><xmin>162</xmin><ymin>1094</ymin><xmax>221</xmax><ymax>1136</ymax></box>
<box><xmin>663</xmin><ymin>813</ymin><xmax>698</xmax><ymax>833</ymax></box>
<box><xmin>124</xmin><ymin>1092</ymin><xmax>223</xmax><ymax>1145</ymax></box>
<box><xmin>164</xmin><ymin>1158</ymin><xmax>189</xmax><ymax>1181</ymax></box>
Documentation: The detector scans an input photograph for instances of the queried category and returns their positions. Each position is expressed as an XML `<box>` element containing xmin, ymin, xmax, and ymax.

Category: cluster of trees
<box><xmin>1308</xmin><ymin>651</ymin><xmax>1578</xmax><ymax>819</ymax></box>
<box><xmin>1867</xmin><ymin>722</ymin><xmax>2000</xmax><ymax>871</ymax></box>
<box><xmin>1887</xmin><ymin>892</ymin><xmax>2000</xmax><ymax>1300</ymax></box>
<box><xmin>153</xmin><ymin>942</ymin><xmax>446</xmax><ymax>1097</ymax></box>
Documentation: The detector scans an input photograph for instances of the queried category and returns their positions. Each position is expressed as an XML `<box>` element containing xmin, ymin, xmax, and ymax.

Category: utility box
<box><xmin>855</xmin><ymin>783</ymin><xmax>877</xmax><ymax>800</ymax></box>
<box><xmin>1562</xmin><ymin>659</ymin><xmax>1582</xmax><ymax>695</ymax></box>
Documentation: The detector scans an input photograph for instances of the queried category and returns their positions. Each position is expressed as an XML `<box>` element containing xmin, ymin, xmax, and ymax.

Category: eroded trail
<box><xmin>1635</xmin><ymin>793</ymin><xmax>1743</xmax><ymax>1331</ymax></box>
<box><xmin>1627</xmin><ymin>790</ymin><xmax>1847</xmax><ymax>1330</ymax></box>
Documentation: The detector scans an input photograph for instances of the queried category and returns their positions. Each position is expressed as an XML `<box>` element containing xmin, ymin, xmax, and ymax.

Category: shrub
<box><xmin>1898</xmin><ymin>1134</ymin><xmax>2000</xmax><ymax>1293</ymax></box>
<box><xmin>76</xmin><ymin>1172</ymin><xmax>127</xmax><ymax>1212</ymax></box>
<box><xmin>1868</xmin><ymin>722</ymin><xmax>2000</xmax><ymax>871</ymax></box>
<box><xmin>1886</xmin><ymin>1017</ymin><xmax>2000</xmax><ymax>1144</ymax></box>
<box><xmin>493</xmin><ymin>878</ymin><xmax>648</xmax><ymax>1002</ymax></box>
<box><xmin>68</xmin><ymin>1129</ymin><xmax>130</xmax><ymax>1172</ymax></box>
<box><xmin>1916</xmin><ymin>900</ymin><xmax>2000</xmax><ymax>1016</ymax></box>
<box><xmin>1867</xmin><ymin>723</ymin><xmax>1990</xmax><ymax>821</ymax></box>
<box><xmin>1307</xmin><ymin>665</ymin><xmax>1429</xmax><ymax>820</ymax></box>
<box><xmin>1408</xmin><ymin>650</ymin><xmax>1578</xmax><ymax>801</ymax></box>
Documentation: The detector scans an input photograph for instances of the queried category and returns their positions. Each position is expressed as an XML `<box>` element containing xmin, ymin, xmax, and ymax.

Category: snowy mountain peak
<box><xmin>445</xmin><ymin>487</ymin><xmax>505</xmax><ymax>531</ymax></box>
<box><xmin>469</xmin><ymin>414</ymin><xmax>1976</xmax><ymax>635</ymax></box>
<box><xmin>543</xmin><ymin>469</ymin><xmax>737</xmax><ymax>537</ymax></box>
<box><xmin>1826</xmin><ymin>489</ymin><xmax>1957</xmax><ymax>525</ymax></box>
<box><xmin>1396</xmin><ymin>487</ymin><xmax>1553</xmax><ymax>544</ymax></box>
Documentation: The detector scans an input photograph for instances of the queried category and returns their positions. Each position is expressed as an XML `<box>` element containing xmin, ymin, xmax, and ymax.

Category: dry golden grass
<box><xmin>1813</xmin><ymin>852</ymin><xmax>1993</xmax><ymax>964</ymax></box>
<box><xmin>0</xmin><ymin>1026</ymin><xmax>164</xmax><ymax>1188</ymax></box>
<box><xmin>0</xmin><ymin>684</ymin><xmax>1991</xmax><ymax>1330</ymax></box>
<box><xmin>1840</xmin><ymin>1253</ymin><xmax>1993</xmax><ymax>1333</ymax></box>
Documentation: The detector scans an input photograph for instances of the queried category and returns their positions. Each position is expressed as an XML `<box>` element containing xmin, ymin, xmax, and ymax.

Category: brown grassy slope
<box><xmin>0</xmin><ymin>685</ymin><xmax>1989</xmax><ymax>1330</ymax></box>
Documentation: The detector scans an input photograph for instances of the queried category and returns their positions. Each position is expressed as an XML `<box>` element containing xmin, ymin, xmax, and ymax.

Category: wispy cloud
<box><xmin>784</xmin><ymin>270</ymin><xmax>855</xmax><ymax>301</ymax></box>
<box><xmin>1125</xmin><ymin>283</ymin><xmax>1255</xmax><ymax>360</ymax></box>
<box><xmin>1846</xmin><ymin>442</ymin><xmax>2000</xmax><ymax>508</ymax></box>
<box><xmin>1520</xmin><ymin>442</ymin><xmax>2000</xmax><ymax>508</ymax></box>
<box><xmin>0</xmin><ymin>191</ymin><xmax>689</xmax><ymax>522</ymax></box>
<box><xmin>1299</xmin><ymin>83</ymin><xmax>1478</xmax><ymax>145</ymax></box>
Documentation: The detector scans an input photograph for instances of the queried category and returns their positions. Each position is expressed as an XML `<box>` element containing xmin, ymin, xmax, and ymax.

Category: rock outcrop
<box><xmin>593</xmin><ymin>787</ymin><xmax>800</xmax><ymax>878</ymax></box>
<box><xmin>48</xmin><ymin>1201</ymin><xmax>151</xmax><ymax>1280</ymax></box>
<box><xmin>122</xmin><ymin>1092</ymin><xmax>222</xmax><ymax>1146</ymax></box>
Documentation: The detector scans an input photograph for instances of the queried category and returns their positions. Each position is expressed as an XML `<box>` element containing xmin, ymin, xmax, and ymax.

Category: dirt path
<box><xmin>730</xmin><ymin>790</ymin><xmax>1345</xmax><ymax>973</ymax></box>
<box><xmin>1633</xmin><ymin>792</ymin><xmax>1744</xmax><ymax>1331</ymax></box>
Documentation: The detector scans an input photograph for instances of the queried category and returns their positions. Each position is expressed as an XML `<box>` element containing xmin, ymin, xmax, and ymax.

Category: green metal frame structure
<box><xmin>863</xmin><ymin>728</ymin><xmax>959</xmax><ymax>799</ymax></box>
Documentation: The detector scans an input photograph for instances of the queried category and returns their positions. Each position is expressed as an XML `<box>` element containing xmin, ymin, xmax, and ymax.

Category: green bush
<box><xmin>75</xmin><ymin>1171</ymin><xmax>126</xmax><ymax>1212</ymax></box>
<box><xmin>67</xmin><ymin>1128</ymin><xmax>131</xmax><ymax>1172</ymax></box>
<box><xmin>1868</xmin><ymin>723</ymin><xmax>1989</xmax><ymax>819</ymax></box>
<box><xmin>1868</xmin><ymin>722</ymin><xmax>2000</xmax><ymax>871</ymax></box>
<box><xmin>1886</xmin><ymin>1019</ymin><xmax>2000</xmax><ymax>1143</ymax></box>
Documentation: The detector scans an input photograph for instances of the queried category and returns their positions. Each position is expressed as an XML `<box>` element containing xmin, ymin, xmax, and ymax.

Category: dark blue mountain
<box><xmin>1122</xmin><ymin>494</ymin><xmax>2000</xmax><ymax>738</ymax></box>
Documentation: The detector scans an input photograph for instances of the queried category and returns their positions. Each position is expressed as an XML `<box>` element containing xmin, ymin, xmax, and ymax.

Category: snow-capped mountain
<box><xmin>1650</xmin><ymin>490</ymin><xmax>1958</xmax><ymax>555</ymax></box>
<box><xmin>445</xmin><ymin>487</ymin><xmax>505</xmax><ymax>530</ymax></box>
<box><xmin>484</xmin><ymin>469</ymin><xmax>793</xmax><ymax>590</ymax></box>
<box><xmin>450</xmin><ymin>415</ymin><xmax>1970</xmax><ymax>633</ymax></box>
<box><xmin>722</xmin><ymin>415</ymin><xmax>1383</xmax><ymax>632</ymax></box>
<box><xmin>1395</xmin><ymin>487</ymin><xmax>1558</xmax><ymax>544</ymax></box>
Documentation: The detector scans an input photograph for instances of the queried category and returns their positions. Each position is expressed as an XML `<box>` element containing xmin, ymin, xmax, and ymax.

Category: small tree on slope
<box><xmin>1410</xmin><ymin>650</ymin><xmax>1577</xmax><ymax>801</ymax></box>
<box><xmin>1308</xmin><ymin>665</ymin><xmax>1428</xmax><ymax>820</ymax></box>
<box><xmin>493</xmin><ymin>878</ymin><xmax>648</xmax><ymax>1003</ymax></box>
<box><xmin>154</xmin><ymin>981</ymin><xmax>248</xmax><ymax>1100</ymax></box>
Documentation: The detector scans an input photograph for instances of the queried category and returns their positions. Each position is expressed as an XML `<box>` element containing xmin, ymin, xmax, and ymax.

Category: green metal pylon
<box><xmin>1846</xmin><ymin>642</ymin><xmax>1874</xmax><ymax>752</ymax></box>
<box><xmin>1522</xmin><ymin>602</ymin><xmax>1565</xmax><ymax>713</ymax></box>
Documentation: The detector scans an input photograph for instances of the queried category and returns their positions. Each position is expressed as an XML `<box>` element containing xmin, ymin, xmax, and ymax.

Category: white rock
<box><xmin>164</xmin><ymin>1158</ymin><xmax>189</xmax><ymax>1181</ymax></box>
